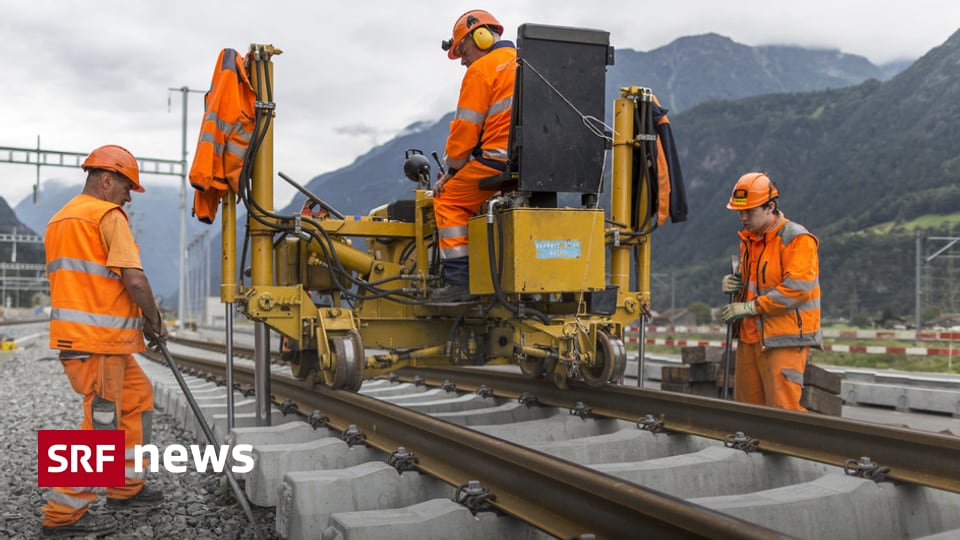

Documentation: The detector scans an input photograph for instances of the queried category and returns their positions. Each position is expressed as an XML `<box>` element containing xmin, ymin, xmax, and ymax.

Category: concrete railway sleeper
<box><xmin>142</xmin><ymin>341</ymin><xmax>960</xmax><ymax>539</ymax></box>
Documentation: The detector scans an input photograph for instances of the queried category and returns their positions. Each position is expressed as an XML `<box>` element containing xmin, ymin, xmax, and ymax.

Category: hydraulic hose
<box><xmin>485</xmin><ymin>199</ymin><xmax>550</xmax><ymax>325</ymax></box>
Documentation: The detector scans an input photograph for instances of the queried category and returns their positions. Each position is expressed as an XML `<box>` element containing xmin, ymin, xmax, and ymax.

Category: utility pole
<box><xmin>168</xmin><ymin>86</ymin><xmax>205</xmax><ymax>328</ymax></box>
<box><xmin>917</xmin><ymin>235</ymin><xmax>960</xmax><ymax>331</ymax></box>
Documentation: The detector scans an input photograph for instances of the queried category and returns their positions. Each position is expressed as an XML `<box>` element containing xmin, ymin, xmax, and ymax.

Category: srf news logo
<box><xmin>38</xmin><ymin>430</ymin><xmax>125</xmax><ymax>487</ymax></box>
<box><xmin>38</xmin><ymin>430</ymin><xmax>254</xmax><ymax>487</ymax></box>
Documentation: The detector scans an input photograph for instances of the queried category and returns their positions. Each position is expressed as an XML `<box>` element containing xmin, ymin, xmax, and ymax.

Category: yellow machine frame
<box><xmin>220</xmin><ymin>43</ymin><xmax>658</xmax><ymax>390</ymax></box>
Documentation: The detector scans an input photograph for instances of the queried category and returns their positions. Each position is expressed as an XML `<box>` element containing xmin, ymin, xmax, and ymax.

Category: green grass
<box><xmin>864</xmin><ymin>212</ymin><xmax>960</xmax><ymax>234</ymax></box>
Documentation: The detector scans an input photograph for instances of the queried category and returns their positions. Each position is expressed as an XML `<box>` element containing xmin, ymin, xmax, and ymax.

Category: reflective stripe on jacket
<box><xmin>737</xmin><ymin>212</ymin><xmax>822</xmax><ymax>349</ymax></box>
<box><xmin>190</xmin><ymin>48</ymin><xmax>256</xmax><ymax>223</ymax></box>
<box><xmin>45</xmin><ymin>194</ymin><xmax>145</xmax><ymax>354</ymax></box>
<box><xmin>443</xmin><ymin>41</ymin><xmax>516</xmax><ymax>174</ymax></box>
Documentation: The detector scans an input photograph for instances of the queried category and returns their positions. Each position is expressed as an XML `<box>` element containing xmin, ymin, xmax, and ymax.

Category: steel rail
<box><xmin>143</xmin><ymin>348</ymin><xmax>789</xmax><ymax>539</ymax></box>
<box><xmin>396</xmin><ymin>366</ymin><xmax>960</xmax><ymax>494</ymax></box>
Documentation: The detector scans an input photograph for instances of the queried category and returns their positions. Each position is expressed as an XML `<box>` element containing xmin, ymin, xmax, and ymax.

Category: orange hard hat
<box><xmin>726</xmin><ymin>172</ymin><xmax>778</xmax><ymax>210</ymax></box>
<box><xmin>82</xmin><ymin>144</ymin><xmax>143</xmax><ymax>192</ymax></box>
<box><xmin>442</xmin><ymin>9</ymin><xmax>503</xmax><ymax>60</ymax></box>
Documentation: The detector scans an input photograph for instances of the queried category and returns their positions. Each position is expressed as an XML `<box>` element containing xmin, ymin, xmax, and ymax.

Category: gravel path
<box><xmin>0</xmin><ymin>331</ymin><xmax>282</xmax><ymax>540</ymax></box>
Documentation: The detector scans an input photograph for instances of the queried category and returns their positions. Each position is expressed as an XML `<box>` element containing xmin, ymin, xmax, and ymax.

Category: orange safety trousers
<box><xmin>42</xmin><ymin>354</ymin><xmax>154</xmax><ymax>526</ymax></box>
<box><xmin>434</xmin><ymin>161</ymin><xmax>501</xmax><ymax>260</ymax></box>
<box><xmin>734</xmin><ymin>341</ymin><xmax>808</xmax><ymax>411</ymax></box>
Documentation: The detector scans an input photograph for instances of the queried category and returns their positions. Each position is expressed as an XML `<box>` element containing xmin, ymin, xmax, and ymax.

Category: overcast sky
<box><xmin>2</xmin><ymin>1</ymin><xmax>958</xmax><ymax>211</ymax></box>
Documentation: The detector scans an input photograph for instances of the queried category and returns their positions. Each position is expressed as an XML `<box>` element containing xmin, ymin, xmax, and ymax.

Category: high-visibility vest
<box><xmin>45</xmin><ymin>194</ymin><xmax>145</xmax><ymax>354</ymax></box>
<box><xmin>737</xmin><ymin>212</ymin><xmax>822</xmax><ymax>349</ymax></box>
<box><xmin>443</xmin><ymin>41</ymin><xmax>516</xmax><ymax>174</ymax></box>
<box><xmin>190</xmin><ymin>48</ymin><xmax>256</xmax><ymax>223</ymax></box>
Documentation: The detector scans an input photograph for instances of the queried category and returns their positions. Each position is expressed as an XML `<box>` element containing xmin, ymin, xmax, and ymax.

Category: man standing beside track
<box><xmin>432</xmin><ymin>9</ymin><xmax>516</xmax><ymax>303</ymax></box>
<box><xmin>719</xmin><ymin>172</ymin><xmax>822</xmax><ymax>411</ymax></box>
<box><xmin>40</xmin><ymin>144</ymin><xmax>168</xmax><ymax>536</ymax></box>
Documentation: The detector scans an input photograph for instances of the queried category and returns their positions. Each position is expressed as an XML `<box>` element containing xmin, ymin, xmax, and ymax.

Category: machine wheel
<box><xmin>518</xmin><ymin>356</ymin><xmax>546</xmax><ymax>378</ymax></box>
<box><xmin>325</xmin><ymin>330</ymin><xmax>365</xmax><ymax>390</ymax></box>
<box><xmin>580</xmin><ymin>330</ymin><xmax>627</xmax><ymax>388</ymax></box>
<box><xmin>282</xmin><ymin>337</ymin><xmax>318</xmax><ymax>380</ymax></box>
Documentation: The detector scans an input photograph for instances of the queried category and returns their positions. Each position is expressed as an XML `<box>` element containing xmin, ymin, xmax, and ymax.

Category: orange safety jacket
<box><xmin>436</xmin><ymin>41</ymin><xmax>516</xmax><ymax>261</ymax></box>
<box><xmin>190</xmin><ymin>48</ymin><xmax>256</xmax><ymax>224</ymax></box>
<box><xmin>736</xmin><ymin>212</ymin><xmax>822</xmax><ymax>349</ymax></box>
<box><xmin>45</xmin><ymin>194</ymin><xmax>145</xmax><ymax>354</ymax></box>
<box><xmin>650</xmin><ymin>94</ymin><xmax>687</xmax><ymax>227</ymax></box>
<box><xmin>443</xmin><ymin>41</ymin><xmax>516</xmax><ymax>175</ymax></box>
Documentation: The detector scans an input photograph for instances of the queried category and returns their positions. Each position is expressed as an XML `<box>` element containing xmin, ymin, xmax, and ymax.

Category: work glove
<box><xmin>143</xmin><ymin>312</ymin><xmax>169</xmax><ymax>351</ymax></box>
<box><xmin>720</xmin><ymin>301</ymin><xmax>757</xmax><ymax>324</ymax></box>
<box><xmin>721</xmin><ymin>273</ymin><xmax>743</xmax><ymax>295</ymax></box>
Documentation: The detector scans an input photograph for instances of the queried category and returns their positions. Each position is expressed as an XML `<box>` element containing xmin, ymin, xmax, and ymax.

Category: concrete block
<box><xmin>805</xmin><ymin>363</ymin><xmax>842</xmax><ymax>394</ymax></box>
<box><xmin>689</xmin><ymin>362</ymin><xmax>720</xmax><ymax>382</ymax></box>
<box><xmin>843</xmin><ymin>382</ymin><xmax>960</xmax><ymax>416</ymax></box>
<box><xmin>245</xmin><ymin>437</ymin><xmax>383</xmax><ymax>506</ymax></box>
<box><xmin>693</xmin><ymin>474</ymin><xmax>960</xmax><ymax>539</ymax></box>
<box><xmin>432</xmin><ymin>400</ymin><xmax>560</xmax><ymax>427</ymax></box>
<box><xmin>662</xmin><ymin>365</ymin><xmax>690</xmax><ymax>384</ymax></box>
<box><xmin>529</xmin><ymin>426</ymin><xmax>717</xmax><ymax>465</ymax></box>
<box><xmin>210</xmin><ymin>410</ymin><xmax>298</xmax><ymax>443</ymax></box>
<box><xmin>801</xmin><ymin>385</ymin><xmax>842</xmax><ymax>416</ymax></box>
<box><xmin>276</xmin><ymin>462</ymin><xmax>449</xmax><ymax>539</ymax></box>
<box><xmin>326</xmin><ymin>499</ymin><xmax>530</xmax><ymax>540</ymax></box>
<box><xmin>359</xmin><ymin>382</ymin><xmax>430</xmax><ymax>398</ymax></box>
<box><xmin>476</xmin><ymin>416</ymin><xmax>627</xmax><ymax>445</ymax></box>
<box><xmin>395</xmin><ymin>394</ymin><xmax>504</xmax><ymax>415</ymax></box>
<box><xmin>604</xmin><ymin>447</ymin><xmax>835</xmax><ymax>498</ymax></box>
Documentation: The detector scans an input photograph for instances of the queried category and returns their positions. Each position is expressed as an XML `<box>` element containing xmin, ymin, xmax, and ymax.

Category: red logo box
<box><xmin>38</xmin><ymin>430</ymin><xmax>125</xmax><ymax>487</ymax></box>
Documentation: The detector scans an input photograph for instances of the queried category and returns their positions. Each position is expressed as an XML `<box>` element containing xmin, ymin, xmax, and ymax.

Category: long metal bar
<box><xmin>220</xmin><ymin>186</ymin><xmax>238</xmax><ymax>428</ymax></box>
<box><xmin>254</xmin><ymin>322</ymin><xmax>271</xmax><ymax>426</ymax></box>
<box><xmin>400</xmin><ymin>366</ymin><xmax>960</xmax><ymax>494</ymax></box>
<box><xmin>155</xmin><ymin>342</ymin><xmax>265</xmax><ymax>540</ymax></box>
<box><xmin>225</xmin><ymin>303</ymin><xmax>235</xmax><ymax>429</ymax></box>
<box><xmin>0</xmin><ymin>145</ymin><xmax>183</xmax><ymax>175</ymax></box>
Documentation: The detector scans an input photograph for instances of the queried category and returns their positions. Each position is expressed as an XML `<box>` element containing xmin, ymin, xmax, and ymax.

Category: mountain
<box><xmin>606</xmin><ymin>33</ymin><xmax>888</xmax><ymax>114</ymax></box>
<box><xmin>652</xmin><ymin>28</ymin><xmax>960</xmax><ymax>320</ymax></box>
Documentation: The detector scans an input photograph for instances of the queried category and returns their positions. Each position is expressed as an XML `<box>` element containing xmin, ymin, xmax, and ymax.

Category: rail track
<box><xmin>141</xmin><ymin>334</ymin><xmax>960</xmax><ymax>539</ymax></box>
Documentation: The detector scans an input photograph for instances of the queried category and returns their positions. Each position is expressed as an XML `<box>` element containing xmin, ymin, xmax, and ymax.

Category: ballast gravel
<box><xmin>0</xmin><ymin>330</ymin><xmax>282</xmax><ymax>540</ymax></box>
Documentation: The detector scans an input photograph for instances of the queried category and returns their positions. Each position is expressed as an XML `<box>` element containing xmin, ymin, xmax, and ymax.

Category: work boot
<box><xmin>431</xmin><ymin>283</ymin><xmax>474</xmax><ymax>303</ymax></box>
<box><xmin>106</xmin><ymin>484</ymin><xmax>164</xmax><ymax>508</ymax></box>
<box><xmin>42</xmin><ymin>512</ymin><xmax>116</xmax><ymax>537</ymax></box>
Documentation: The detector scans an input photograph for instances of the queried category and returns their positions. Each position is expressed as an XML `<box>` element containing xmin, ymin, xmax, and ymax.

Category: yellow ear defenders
<box><xmin>471</xmin><ymin>26</ymin><xmax>494</xmax><ymax>50</ymax></box>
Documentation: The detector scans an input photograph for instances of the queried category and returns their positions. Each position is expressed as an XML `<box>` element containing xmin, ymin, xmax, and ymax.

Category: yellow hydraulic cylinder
<box><xmin>249</xmin><ymin>44</ymin><xmax>281</xmax><ymax>288</ymax></box>
<box><xmin>221</xmin><ymin>190</ymin><xmax>237</xmax><ymax>302</ymax></box>
<box><xmin>610</xmin><ymin>93</ymin><xmax>635</xmax><ymax>292</ymax></box>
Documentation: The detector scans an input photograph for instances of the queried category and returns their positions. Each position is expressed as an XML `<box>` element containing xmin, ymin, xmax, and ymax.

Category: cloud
<box><xmin>1</xmin><ymin>0</ymin><xmax>957</xmax><ymax>211</ymax></box>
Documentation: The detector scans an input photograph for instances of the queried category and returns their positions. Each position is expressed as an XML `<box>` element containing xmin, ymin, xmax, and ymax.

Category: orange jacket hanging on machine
<box><xmin>45</xmin><ymin>195</ymin><xmax>145</xmax><ymax>354</ymax></box>
<box><xmin>190</xmin><ymin>48</ymin><xmax>256</xmax><ymax>223</ymax></box>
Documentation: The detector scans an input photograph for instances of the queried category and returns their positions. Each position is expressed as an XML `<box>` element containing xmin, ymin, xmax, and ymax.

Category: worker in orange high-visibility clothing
<box><xmin>432</xmin><ymin>9</ymin><xmax>517</xmax><ymax>303</ymax></box>
<box><xmin>719</xmin><ymin>172</ymin><xmax>822</xmax><ymax>411</ymax></box>
<box><xmin>41</xmin><ymin>145</ymin><xmax>169</xmax><ymax>536</ymax></box>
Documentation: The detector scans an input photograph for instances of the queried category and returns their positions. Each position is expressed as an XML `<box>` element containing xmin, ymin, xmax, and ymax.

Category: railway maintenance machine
<box><xmin>214</xmin><ymin>24</ymin><xmax>683</xmax><ymax>391</ymax></box>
